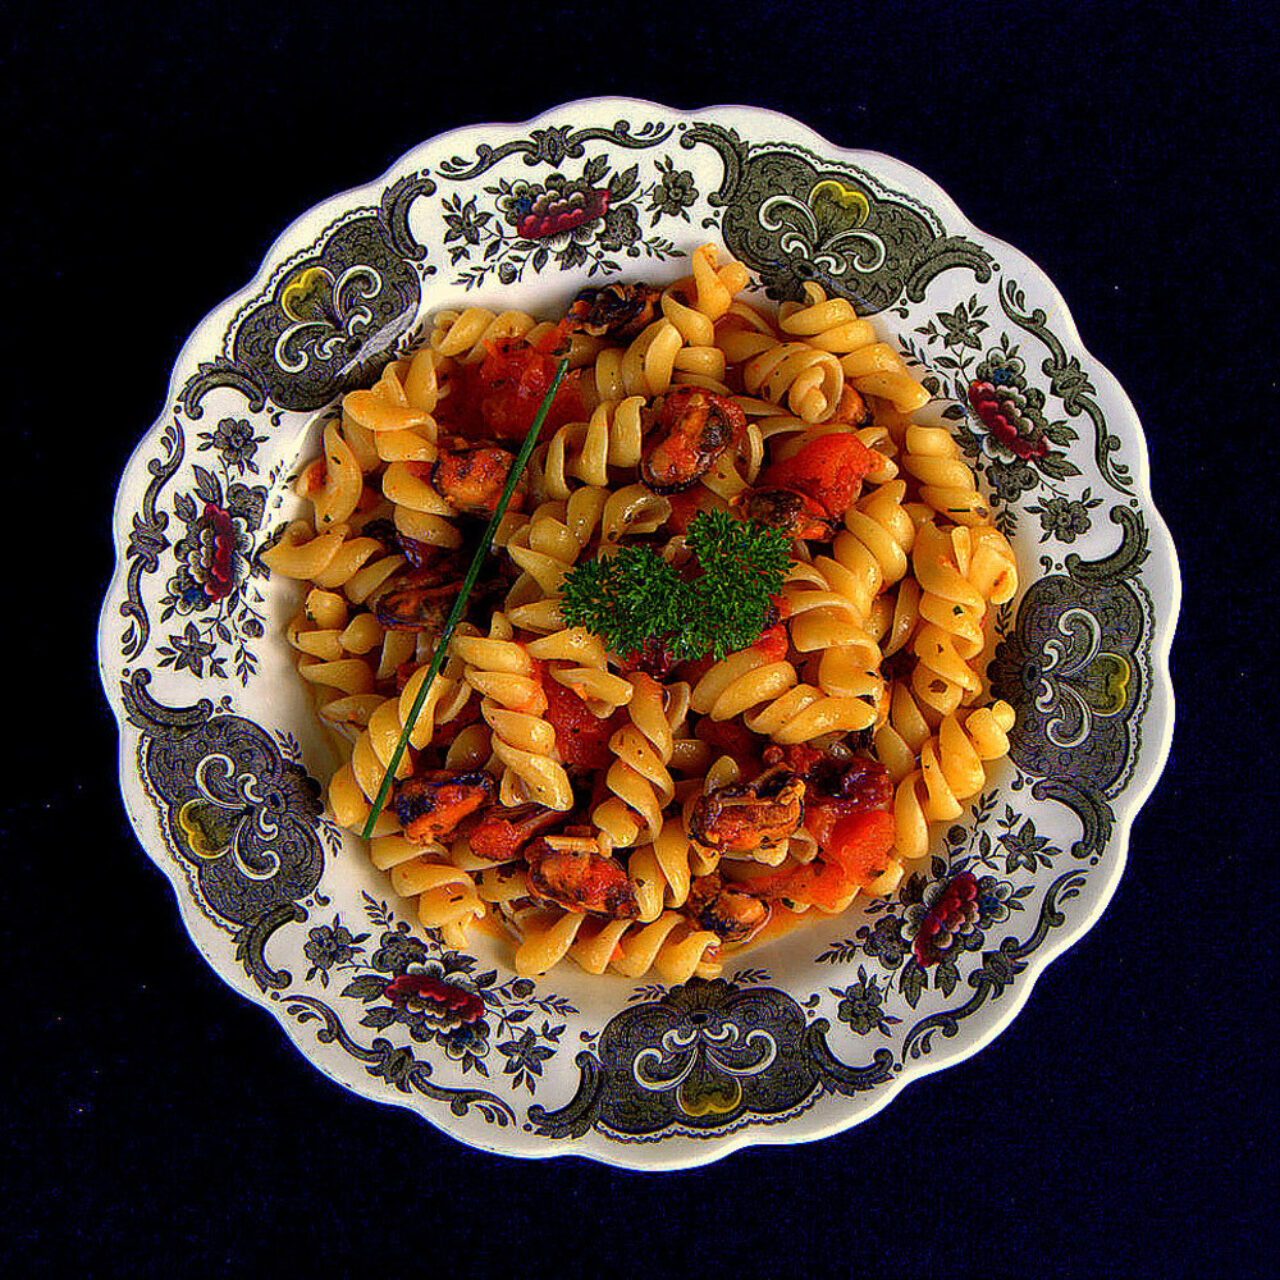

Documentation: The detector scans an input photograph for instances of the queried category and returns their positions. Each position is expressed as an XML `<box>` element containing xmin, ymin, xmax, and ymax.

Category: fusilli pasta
<box><xmin>267</xmin><ymin>243</ymin><xmax>1019</xmax><ymax>979</ymax></box>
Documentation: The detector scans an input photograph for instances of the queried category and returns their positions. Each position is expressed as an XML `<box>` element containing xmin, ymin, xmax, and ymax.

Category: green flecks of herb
<box><xmin>561</xmin><ymin>508</ymin><xmax>791</xmax><ymax>662</ymax></box>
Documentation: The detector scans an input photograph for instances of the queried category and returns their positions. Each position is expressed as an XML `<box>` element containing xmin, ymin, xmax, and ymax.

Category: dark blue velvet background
<box><xmin>6</xmin><ymin>0</ymin><xmax>1277</xmax><ymax>1274</ymax></box>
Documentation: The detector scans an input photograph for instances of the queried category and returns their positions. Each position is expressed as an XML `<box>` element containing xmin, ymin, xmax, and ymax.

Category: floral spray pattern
<box><xmin>900</xmin><ymin>296</ymin><xmax>1100</xmax><ymax>539</ymax></box>
<box><xmin>442</xmin><ymin>154</ymin><xmax>693</xmax><ymax>290</ymax></box>
<box><xmin>312</xmin><ymin>894</ymin><xmax>577</xmax><ymax>1093</ymax></box>
<box><xmin>155</xmin><ymin>417</ymin><xmax>273</xmax><ymax>683</ymax></box>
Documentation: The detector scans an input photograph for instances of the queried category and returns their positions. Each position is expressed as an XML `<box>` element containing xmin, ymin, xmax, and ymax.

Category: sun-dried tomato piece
<box><xmin>758</xmin><ymin>432</ymin><xmax>877</xmax><ymax>518</ymax></box>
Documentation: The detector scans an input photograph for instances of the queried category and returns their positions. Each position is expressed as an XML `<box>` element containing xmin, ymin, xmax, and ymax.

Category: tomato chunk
<box><xmin>759</xmin><ymin>433</ymin><xmax>877</xmax><ymax>518</ymax></box>
<box><xmin>665</xmin><ymin>486</ymin><xmax>728</xmax><ymax>534</ymax></box>
<box><xmin>541</xmin><ymin>673</ymin><xmax>621</xmax><ymax>772</ymax></box>
<box><xmin>754</xmin><ymin>622</ymin><xmax>790</xmax><ymax>662</ymax></box>
<box><xmin>444</xmin><ymin>338</ymin><xmax>586</xmax><ymax>442</ymax></box>
<box><xmin>826</xmin><ymin>809</ymin><xmax>896</xmax><ymax>884</ymax></box>
<box><xmin>696</xmin><ymin>717</ymin><xmax>761</xmax><ymax>761</ymax></box>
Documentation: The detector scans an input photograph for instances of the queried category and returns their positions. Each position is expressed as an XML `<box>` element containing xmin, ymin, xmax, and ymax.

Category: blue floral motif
<box><xmin>832</xmin><ymin>967</ymin><xmax>901</xmax><ymax>1036</ymax></box>
<box><xmin>819</xmin><ymin>832</ymin><xmax>1037</xmax><ymax>1009</ymax></box>
<box><xmin>155</xmin><ymin>460</ymin><xmax>269</xmax><ymax>684</ymax></box>
<box><xmin>303</xmin><ymin>917</ymin><xmax>369</xmax><ymax>987</ymax></box>
<box><xmin>998</xmin><ymin>819</ymin><xmax>1054</xmax><ymax>874</ymax></box>
<box><xmin>1028</xmin><ymin>493</ymin><xmax>1100</xmax><ymax>543</ymax></box>
<box><xmin>196</xmin><ymin>416</ymin><xmax>266</xmax><ymax>475</ymax></box>
<box><xmin>337</xmin><ymin>898</ymin><xmax>577</xmax><ymax>1090</ymax></box>
<box><xmin>498</xmin><ymin>1023</ymin><xmax>564</xmax><ymax>1093</ymax></box>
<box><xmin>447</xmin><ymin>155</ymin><xmax>681</xmax><ymax>290</ymax></box>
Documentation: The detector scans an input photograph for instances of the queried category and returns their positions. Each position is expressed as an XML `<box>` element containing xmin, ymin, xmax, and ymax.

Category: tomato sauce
<box><xmin>760</xmin><ymin>433</ymin><xmax>877</xmax><ymax>517</ymax></box>
<box><xmin>665</xmin><ymin>487</ymin><xmax>728</xmax><ymax>534</ymax></box>
<box><xmin>541</xmin><ymin>673</ymin><xmax>621</xmax><ymax>772</ymax></box>
<box><xmin>442</xmin><ymin>338</ymin><xmax>587</xmax><ymax>442</ymax></box>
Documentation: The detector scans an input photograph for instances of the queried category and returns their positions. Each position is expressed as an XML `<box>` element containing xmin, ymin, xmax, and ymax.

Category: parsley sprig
<box><xmin>562</xmin><ymin>509</ymin><xmax>791</xmax><ymax>661</ymax></box>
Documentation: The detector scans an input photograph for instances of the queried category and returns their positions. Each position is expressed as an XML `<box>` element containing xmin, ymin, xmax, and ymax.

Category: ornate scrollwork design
<box><xmin>527</xmin><ymin>978</ymin><xmax>893</xmax><ymax>1140</ymax></box>
<box><xmin>285</xmin><ymin>995</ymin><xmax>516</xmax><ymax>1125</ymax></box>
<box><xmin>989</xmin><ymin>506</ymin><xmax>1152</xmax><ymax>852</ymax></box>
<box><xmin>999</xmin><ymin>278</ymin><xmax>1134</xmax><ymax>495</ymax></box>
<box><xmin>901</xmin><ymin>870</ymin><xmax>1088</xmax><ymax>1060</ymax></box>
<box><xmin>178</xmin><ymin>174</ymin><xmax>436</xmax><ymax>417</ymax></box>
<box><xmin>436</xmin><ymin>119</ymin><xmax>675</xmax><ymax>180</ymax></box>
<box><xmin>120</xmin><ymin>420</ymin><xmax>184</xmax><ymax>658</ymax></box>
<box><xmin>121</xmin><ymin>670</ymin><xmax>325</xmax><ymax>989</ymax></box>
<box><xmin>681</xmin><ymin>123</ymin><xmax>993</xmax><ymax>310</ymax></box>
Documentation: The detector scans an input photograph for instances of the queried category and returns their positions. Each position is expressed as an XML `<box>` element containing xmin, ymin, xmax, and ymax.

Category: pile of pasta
<box><xmin>264</xmin><ymin>244</ymin><xmax>1017</xmax><ymax>982</ymax></box>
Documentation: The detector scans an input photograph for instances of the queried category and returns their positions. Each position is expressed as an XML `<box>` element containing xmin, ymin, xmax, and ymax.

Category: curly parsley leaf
<box><xmin>561</xmin><ymin>510</ymin><xmax>791</xmax><ymax>661</ymax></box>
<box><xmin>561</xmin><ymin>546</ymin><xmax>684</xmax><ymax>659</ymax></box>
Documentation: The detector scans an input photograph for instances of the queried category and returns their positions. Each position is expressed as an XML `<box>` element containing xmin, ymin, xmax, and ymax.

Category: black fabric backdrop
<box><xmin>6</xmin><ymin>1</ymin><xmax>1277</xmax><ymax>1275</ymax></box>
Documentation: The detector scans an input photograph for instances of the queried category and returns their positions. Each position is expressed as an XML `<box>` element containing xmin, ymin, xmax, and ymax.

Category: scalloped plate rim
<box><xmin>97</xmin><ymin>97</ymin><xmax>1180</xmax><ymax>1168</ymax></box>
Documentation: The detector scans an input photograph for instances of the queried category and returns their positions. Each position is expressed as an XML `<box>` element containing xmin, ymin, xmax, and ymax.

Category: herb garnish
<box><xmin>562</xmin><ymin>509</ymin><xmax>791</xmax><ymax>661</ymax></box>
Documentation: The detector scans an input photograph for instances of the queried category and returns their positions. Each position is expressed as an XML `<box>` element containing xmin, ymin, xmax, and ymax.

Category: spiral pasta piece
<box><xmin>743</xmin><ymin>680</ymin><xmax>879</xmax><ymax>744</ymax></box>
<box><xmin>371</xmin><ymin>833</ymin><xmax>486</xmax><ymax>948</ymax></box>
<box><xmin>689</xmin><ymin>644</ymin><xmax>798</xmax><ymax>722</ymax></box>
<box><xmin>908</xmin><ymin>520</ymin><xmax>1000</xmax><ymax>717</ymax></box>
<box><xmin>689</xmin><ymin>243</ymin><xmax>752</xmax><ymax>321</ymax></box>
<box><xmin>262</xmin><ymin>521</ymin><xmax>408</xmax><ymax>605</ymax></box>
<box><xmin>778</xmin><ymin>282</ymin><xmax>877</xmax><ymax>354</ymax></box>
<box><xmin>288</xmin><ymin>586</ymin><xmax>434</xmax><ymax>685</ymax></box>
<box><xmin>782</xmin><ymin>560</ymin><xmax>883</xmax><ymax>706</ymax></box>
<box><xmin>840</xmin><ymin>342</ymin><xmax>930</xmax><ymax>414</ymax></box>
<box><xmin>430</xmin><ymin>306</ymin><xmax>537</xmax><ymax>361</ymax></box>
<box><xmin>659</xmin><ymin>258</ymin><xmax>747</xmax><ymax>391</ymax></box>
<box><xmin>592</xmin><ymin>673</ymin><xmax>675</xmax><ymax>851</ymax></box>
<box><xmin>380</xmin><ymin>459</ymin><xmax>466</xmax><ymax>551</ymax></box>
<box><xmin>294</xmin><ymin>420</ymin><xmax>364</xmax><ymax>527</ymax></box>
<box><xmin>901</xmin><ymin>424</ymin><xmax>993</xmax><ymax>526</ymax></box>
<box><xmin>504</xmin><ymin>497</ymin><xmax>607</xmax><ymax>634</ymax></box>
<box><xmin>285</xmin><ymin>589</ymin><xmax>422</xmax><ymax>728</ymax></box>
<box><xmin>511</xmin><ymin>907</ymin><xmax>587</xmax><ymax>975</ymax></box>
<box><xmin>832</xmin><ymin>479</ymin><xmax>918</xmax><ymax>614</ymax></box>
<box><xmin>565</xmin><ymin>912</ymin><xmax>722</xmax><ymax>980</ymax></box>
<box><xmin>914</xmin><ymin>521</ymin><xmax>988</xmax><ymax>659</ymax></box>
<box><xmin>888</xmin><ymin>701</ymin><xmax>1016</xmax><ymax>860</ymax></box>
<box><xmin>327</xmin><ymin>658</ymin><xmax>473</xmax><ymax>837</ymax></box>
<box><xmin>599</xmin><ymin>483</ymin><xmax>671</xmax><ymax>546</ymax></box>
<box><xmin>339</xmin><ymin>360</ymin><xmax>440</xmax><ymax>467</ymax></box>
<box><xmin>587</xmin><ymin>318</ymin><xmax>683</xmax><ymax>401</ymax></box>
<box><xmin>527</xmin><ymin>626</ymin><xmax>634</xmax><ymax>718</ymax></box>
<box><xmin>452</xmin><ymin>613</ymin><xmax>575</xmax><ymax>811</ymax></box>
<box><xmin>538</xmin><ymin>398</ymin><xmax>644</xmax><ymax>501</ymax></box>
<box><xmin>874</xmin><ymin>681</ymin><xmax>936</xmax><ymax>783</ymax></box>
<box><xmin>720</xmin><ymin>328</ymin><xmax>845</xmax><ymax>424</ymax></box>
<box><xmin>966</xmin><ymin>524</ymin><xmax>1019</xmax><ymax>605</ymax></box>
<box><xmin>286</xmin><ymin>590</ymin><xmax>375</xmax><ymax>695</ymax></box>
<box><xmin>911</xmin><ymin>622</ymin><xmax>984</xmax><ymax>719</ymax></box>
<box><xmin>629</xmin><ymin>817</ymin><xmax>696</xmax><ymax>922</ymax></box>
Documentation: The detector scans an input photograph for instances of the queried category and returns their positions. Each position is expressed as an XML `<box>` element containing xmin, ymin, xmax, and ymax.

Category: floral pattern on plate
<box><xmin>99</xmin><ymin>99</ymin><xmax>1178</xmax><ymax>1168</ymax></box>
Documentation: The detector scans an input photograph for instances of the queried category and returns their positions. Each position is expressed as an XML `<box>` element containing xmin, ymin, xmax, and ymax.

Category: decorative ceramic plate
<box><xmin>98</xmin><ymin>99</ymin><xmax>1178</xmax><ymax>1168</ymax></box>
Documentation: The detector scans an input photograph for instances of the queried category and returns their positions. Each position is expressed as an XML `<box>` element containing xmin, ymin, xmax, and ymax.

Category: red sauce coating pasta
<box><xmin>759</xmin><ymin>432</ymin><xmax>877</xmax><ymax>517</ymax></box>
